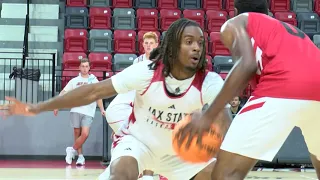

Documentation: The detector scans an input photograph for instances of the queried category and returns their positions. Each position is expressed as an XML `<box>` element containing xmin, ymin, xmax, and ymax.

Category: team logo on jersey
<box><xmin>76</xmin><ymin>82</ymin><xmax>88</xmax><ymax>86</ymax></box>
<box><xmin>146</xmin><ymin>106</ymin><xmax>189</xmax><ymax>130</ymax></box>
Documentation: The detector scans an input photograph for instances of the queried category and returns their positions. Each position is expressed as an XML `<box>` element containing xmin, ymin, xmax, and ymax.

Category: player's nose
<box><xmin>192</xmin><ymin>42</ymin><xmax>201</xmax><ymax>52</ymax></box>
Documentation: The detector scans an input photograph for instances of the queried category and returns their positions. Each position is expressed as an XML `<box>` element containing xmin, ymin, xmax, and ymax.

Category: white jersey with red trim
<box><xmin>111</xmin><ymin>60</ymin><xmax>224</xmax><ymax>155</ymax></box>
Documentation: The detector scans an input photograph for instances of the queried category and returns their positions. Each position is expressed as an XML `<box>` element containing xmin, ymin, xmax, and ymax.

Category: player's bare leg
<box><xmin>211</xmin><ymin>150</ymin><xmax>257</xmax><ymax>180</ymax></box>
<box><xmin>73</xmin><ymin>126</ymin><xmax>90</xmax><ymax>150</ymax></box>
<box><xmin>193</xmin><ymin>161</ymin><xmax>216</xmax><ymax>180</ymax></box>
<box><xmin>109</xmin><ymin>156</ymin><xmax>139</xmax><ymax>180</ymax></box>
<box><xmin>310</xmin><ymin>154</ymin><xmax>320</xmax><ymax>179</ymax></box>
<box><xmin>73</xmin><ymin>128</ymin><xmax>82</xmax><ymax>155</ymax></box>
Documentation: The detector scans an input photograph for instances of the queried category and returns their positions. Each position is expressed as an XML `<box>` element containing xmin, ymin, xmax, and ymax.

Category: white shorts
<box><xmin>221</xmin><ymin>96</ymin><xmax>320</xmax><ymax>161</ymax></box>
<box><xmin>106</xmin><ymin>91</ymin><xmax>135</xmax><ymax>132</ymax></box>
<box><xmin>99</xmin><ymin>135</ymin><xmax>216</xmax><ymax>180</ymax></box>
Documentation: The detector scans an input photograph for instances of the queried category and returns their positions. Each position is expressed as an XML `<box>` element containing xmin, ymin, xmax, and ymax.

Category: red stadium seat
<box><xmin>160</xmin><ymin>9</ymin><xmax>181</xmax><ymax>31</ymax></box>
<box><xmin>204</xmin><ymin>32</ymin><xmax>209</xmax><ymax>54</ymax></box>
<box><xmin>274</xmin><ymin>12</ymin><xmax>297</xmax><ymax>26</ymax></box>
<box><xmin>270</xmin><ymin>0</ymin><xmax>290</xmax><ymax>13</ymax></box>
<box><xmin>63</xmin><ymin>52</ymin><xmax>87</xmax><ymax>70</ymax></box>
<box><xmin>66</xmin><ymin>0</ymin><xmax>87</xmax><ymax>7</ymax></box>
<box><xmin>64</xmin><ymin>29</ymin><xmax>88</xmax><ymax>52</ymax></box>
<box><xmin>225</xmin><ymin>0</ymin><xmax>234</xmax><ymax>12</ymax></box>
<box><xmin>210</xmin><ymin>32</ymin><xmax>230</xmax><ymax>56</ymax></box>
<box><xmin>88</xmin><ymin>53</ymin><xmax>112</xmax><ymax>71</ymax></box>
<box><xmin>113</xmin><ymin>0</ymin><xmax>132</xmax><ymax>7</ymax></box>
<box><xmin>158</xmin><ymin>0</ymin><xmax>178</xmax><ymax>9</ymax></box>
<box><xmin>315</xmin><ymin>0</ymin><xmax>320</xmax><ymax>15</ymax></box>
<box><xmin>206</xmin><ymin>10</ymin><xmax>228</xmax><ymax>33</ymax></box>
<box><xmin>137</xmin><ymin>9</ymin><xmax>158</xmax><ymax>31</ymax></box>
<box><xmin>114</xmin><ymin>30</ymin><xmax>137</xmax><ymax>53</ymax></box>
<box><xmin>138</xmin><ymin>30</ymin><xmax>160</xmax><ymax>54</ymax></box>
<box><xmin>183</xmin><ymin>10</ymin><xmax>205</xmax><ymax>29</ymax></box>
<box><xmin>203</xmin><ymin>0</ymin><xmax>223</xmax><ymax>10</ymax></box>
<box><xmin>206</xmin><ymin>55</ymin><xmax>213</xmax><ymax>71</ymax></box>
<box><xmin>89</xmin><ymin>7</ymin><xmax>111</xmax><ymax>29</ymax></box>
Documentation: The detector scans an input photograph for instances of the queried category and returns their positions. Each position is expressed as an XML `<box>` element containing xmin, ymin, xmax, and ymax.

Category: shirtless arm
<box><xmin>0</xmin><ymin>61</ymin><xmax>153</xmax><ymax>118</ymax></box>
<box><xmin>203</xmin><ymin>14</ymin><xmax>257</xmax><ymax>120</ymax></box>
<box><xmin>31</xmin><ymin>79</ymin><xmax>116</xmax><ymax>114</ymax></box>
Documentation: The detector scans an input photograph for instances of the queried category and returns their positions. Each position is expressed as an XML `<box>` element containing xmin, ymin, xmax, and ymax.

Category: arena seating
<box><xmin>60</xmin><ymin>0</ymin><xmax>320</xmax><ymax>97</ymax></box>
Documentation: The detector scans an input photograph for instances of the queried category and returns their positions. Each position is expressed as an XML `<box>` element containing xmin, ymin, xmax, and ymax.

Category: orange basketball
<box><xmin>172</xmin><ymin>114</ymin><xmax>223</xmax><ymax>163</ymax></box>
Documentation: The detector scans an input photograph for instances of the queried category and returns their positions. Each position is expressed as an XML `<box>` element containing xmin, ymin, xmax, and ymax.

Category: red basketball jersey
<box><xmin>246</xmin><ymin>12</ymin><xmax>320</xmax><ymax>101</ymax></box>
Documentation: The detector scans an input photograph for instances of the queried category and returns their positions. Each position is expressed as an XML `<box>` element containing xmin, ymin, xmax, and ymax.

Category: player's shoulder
<box><xmin>131</xmin><ymin>59</ymin><xmax>153</xmax><ymax>71</ymax></box>
<box><xmin>221</xmin><ymin>12</ymin><xmax>274</xmax><ymax>31</ymax></box>
<box><xmin>113</xmin><ymin>59</ymin><xmax>154</xmax><ymax>82</ymax></box>
<box><xmin>70</xmin><ymin>75</ymin><xmax>80</xmax><ymax>82</ymax></box>
<box><xmin>220</xmin><ymin>13</ymin><xmax>250</xmax><ymax>33</ymax></box>
<box><xmin>203</xmin><ymin>71</ymin><xmax>224</xmax><ymax>86</ymax></box>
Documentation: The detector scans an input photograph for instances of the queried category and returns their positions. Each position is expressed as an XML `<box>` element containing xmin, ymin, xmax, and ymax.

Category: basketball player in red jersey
<box><xmin>176</xmin><ymin>0</ymin><xmax>320</xmax><ymax>179</ymax></box>
<box><xmin>0</xmin><ymin>18</ymin><xmax>231</xmax><ymax>180</ymax></box>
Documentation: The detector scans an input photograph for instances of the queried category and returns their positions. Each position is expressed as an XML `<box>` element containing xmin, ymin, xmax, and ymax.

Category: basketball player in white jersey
<box><xmin>0</xmin><ymin>18</ymin><xmax>231</xmax><ymax>180</ymax></box>
<box><xmin>107</xmin><ymin>32</ymin><xmax>159</xmax><ymax>180</ymax></box>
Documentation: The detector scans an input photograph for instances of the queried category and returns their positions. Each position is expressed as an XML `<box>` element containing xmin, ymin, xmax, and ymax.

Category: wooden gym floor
<box><xmin>0</xmin><ymin>160</ymin><xmax>317</xmax><ymax>180</ymax></box>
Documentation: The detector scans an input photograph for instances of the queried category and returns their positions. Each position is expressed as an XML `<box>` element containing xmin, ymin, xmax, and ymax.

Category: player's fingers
<box><xmin>5</xmin><ymin>96</ymin><xmax>18</xmax><ymax>103</ymax></box>
<box><xmin>0</xmin><ymin>104</ymin><xmax>9</xmax><ymax>110</ymax></box>
<box><xmin>196</xmin><ymin>130</ymin><xmax>203</xmax><ymax>148</ymax></box>
<box><xmin>185</xmin><ymin>132</ymin><xmax>193</xmax><ymax>150</ymax></box>
<box><xmin>177</xmin><ymin>126</ymin><xmax>189</xmax><ymax>147</ymax></box>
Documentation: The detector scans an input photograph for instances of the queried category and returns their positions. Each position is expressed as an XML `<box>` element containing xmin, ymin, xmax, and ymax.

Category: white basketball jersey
<box><xmin>124</xmin><ymin>63</ymin><xmax>208</xmax><ymax>155</ymax></box>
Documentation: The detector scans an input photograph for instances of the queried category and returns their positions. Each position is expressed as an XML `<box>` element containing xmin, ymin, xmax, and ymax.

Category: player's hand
<box><xmin>53</xmin><ymin>109</ymin><xmax>58</xmax><ymax>116</ymax></box>
<box><xmin>101</xmin><ymin>110</ymin><xmax>105</xmax><ymax>116</ymax></box>
<box><xmin>176</xmin><ymin>111</ymin><xmax>213</xmax><ymax>150</ymax></box>
<box><xmin>0</xmin><ymin>96</ymin><xmax>38</xmax><ymax>119</ymax></box>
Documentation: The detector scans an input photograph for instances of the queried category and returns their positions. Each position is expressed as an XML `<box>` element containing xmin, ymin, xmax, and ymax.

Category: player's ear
<box><xmin>234</xmin><ymin>8</ymin><xmax>238</xmax><ymax>16</ymax></box>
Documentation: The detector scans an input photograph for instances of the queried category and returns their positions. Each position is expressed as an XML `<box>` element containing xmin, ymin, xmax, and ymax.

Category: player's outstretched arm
<box><xmin>0</xmin><ymin>61</ymin><xmax>152</xmax><ymax>118</ymax></box>
<box><xmin>33</xmin><ymin>79</ymin><xmax>116</xmax><ymax>114</ymax></box>
<box><xmin>203</xmin><ymin>14</ymin><xmax>257</xmax><ymax>119</ymax></box>
<box><xmin>0</xmin><ymin>79</ymin><xmax>117</xmax><ymax>118</ymax></box>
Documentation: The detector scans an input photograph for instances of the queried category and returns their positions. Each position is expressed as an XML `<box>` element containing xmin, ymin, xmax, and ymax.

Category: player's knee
<box><xmin>110</xmin><ymin>156</ymin><xmax>139</xmax><ymax>180</ymax></box>
<box><xmin>80</xmin><ymin>128</ymin><xmax>90</xmax><ymax>138</ymax></box>
<box><xmin>74</xmin><ymin>128</ymin><xmax>81</xmax><ymax>136</ymax></box>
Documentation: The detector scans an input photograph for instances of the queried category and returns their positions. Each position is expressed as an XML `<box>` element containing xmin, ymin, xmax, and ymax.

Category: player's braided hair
<box><xmin>148</xmin><ymin>18</ymin><xmax>207</xmax><ymax>77</ymax></box>
<box><xmin>235</xmin><ymin>0</ymin><xmax>268</xmax><ymax>14</ymax></box>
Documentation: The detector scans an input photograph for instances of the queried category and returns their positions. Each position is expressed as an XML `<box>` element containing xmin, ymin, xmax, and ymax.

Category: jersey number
<box><xmin>281</xmin><ymin>22</ymin><xmax>305</xmax><ymax>39</ymax></box>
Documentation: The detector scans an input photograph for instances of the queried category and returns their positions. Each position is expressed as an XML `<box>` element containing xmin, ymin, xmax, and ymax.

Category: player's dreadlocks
<box><xmin>148</xmin><ymin>18</ymin><xmax>207</xmax><ymax>77</ymax></box>
<box><xmin>235</xmin><ymin>0</ymin><xmax>268</xmax><ymax>15</ymax></box>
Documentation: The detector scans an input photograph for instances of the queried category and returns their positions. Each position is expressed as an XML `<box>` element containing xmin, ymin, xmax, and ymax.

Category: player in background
<box><xmin>175</xmin><ymin>0</ymin><xmax>320</xmax><ymax>179</ymax></box>
<box><xmin>0</xmin><ymin>18</ymin><xmax>231</xmax><ymax>180</ymax></box>
<box><xmin>54</xmin><ymin>58</ymin><xmax>105</xmax><ymax>165</ymax></box>
<box><xmin>133</xmin><ymin>32</ymin><xmax>159</xmax><ymax>64</ymax></box>
<box><xmin>106</xmin><ymin>33</ymin><xmax>159</xmax><ymax>180</ymax></box>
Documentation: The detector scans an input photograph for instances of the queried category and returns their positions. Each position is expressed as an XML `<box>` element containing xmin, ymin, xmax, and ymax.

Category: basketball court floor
<box><xmin>0</xmin><ymin>160</ymin><xmax>317</xmax><ymax>180</ymax></box>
